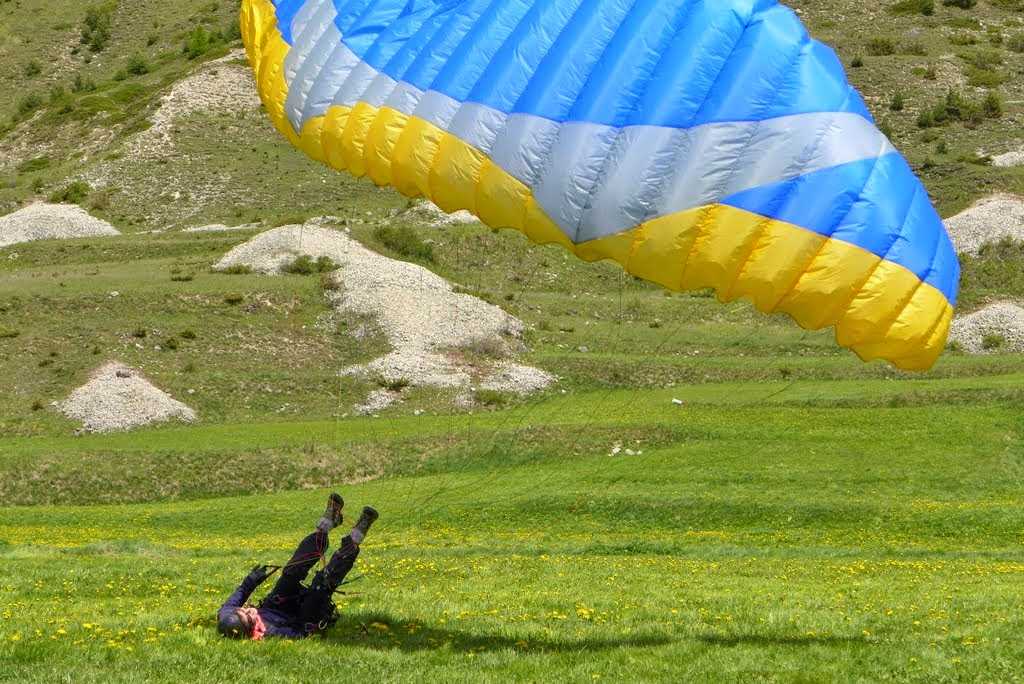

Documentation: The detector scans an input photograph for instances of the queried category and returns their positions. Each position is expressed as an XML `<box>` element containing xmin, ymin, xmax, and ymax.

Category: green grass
<box><xmin>1</xmin><ymin>402</ymin><xmax>1022</xmax><ymax>681</ymax></box>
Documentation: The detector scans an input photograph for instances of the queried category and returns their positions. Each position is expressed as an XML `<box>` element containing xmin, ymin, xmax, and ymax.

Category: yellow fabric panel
<box><xmin>339</xmin><ymin>102</ymin><xmax>379</xmax><ymax>177</ymax></box>
<box><xmin>475</xmin><ymin>159</ymin><xmax>529</xmax><ymax>231</ymax></box>
<box><xmin>728</xmin><ymin>215</ymin><xmax>827</xmax><ymax>313</ymax></box>
<box><xmin>321</xmin><ymin>106</ymin><xmax>353</xmax><ymax>172</ymax></box>
<box><xmin>297</xmin><ymin>118</ymin><xmax>327</xmax><ymax>164</ymax></box>
<box><xmin>620</xmin><ymin>209</ymin><xmax>702</xmax><ymax>290</ymax></box>
<box><xmin>391</xmin><ymin>117</ymin><xmax>445</xmax><ymax>198</ymax></box>
<box><xmin>776</xmin><ymin>238</ymin><xmax>880</xmax><ymax>331</ymax></box>
<box><xmin>849</xmin><ymin>284</ymin><xmax>951</xmax><ymax>370</ymax></box>
<box><xmin>429</xmin><ymin>133</ymin><xmax>486</xmax><ymax>215</ymax></box>
<box><xmin>364</xmin><ymin>107</ymin><xmax>408</xmax><ymax>186</ymax></box>
<box><xmin>837</xmin><ymin>259</ymin><xmax>922</xmax><ymax>348</ymax></box>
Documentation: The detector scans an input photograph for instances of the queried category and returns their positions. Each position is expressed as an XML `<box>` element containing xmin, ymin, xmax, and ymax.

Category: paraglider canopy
<box><xmin>240</xmin><ymin>0</ymin><xmax>959</xmax><ymax>371</ymax></box>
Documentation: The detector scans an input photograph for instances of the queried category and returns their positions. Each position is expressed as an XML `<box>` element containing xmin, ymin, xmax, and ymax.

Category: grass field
<box><xmin>1</xmin><ymin>392</ymin><xmax>1022</xmax><ymax>682</ymax></box>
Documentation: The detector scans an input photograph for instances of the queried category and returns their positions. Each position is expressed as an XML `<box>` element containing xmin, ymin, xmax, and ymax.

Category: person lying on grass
<box><xmin>217</xmin><ymin>493</ymin><xmax>378</xmax><ymax>639</ymax></box>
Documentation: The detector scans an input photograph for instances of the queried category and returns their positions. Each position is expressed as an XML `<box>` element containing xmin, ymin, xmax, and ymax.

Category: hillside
<box><xmin>1</xmin><ymin>2</ymin><xmax>1023</xmax><ymax>682</ymax></box>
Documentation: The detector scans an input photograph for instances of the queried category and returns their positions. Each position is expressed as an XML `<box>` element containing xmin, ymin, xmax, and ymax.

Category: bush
<box><xmin>378</xmin><ymin>377</ymin><xmax>411</xmax><ymax>392</ymax></box>
<box><xmin>81</xmin><ymin>3</ymin><xmax>115</xmax><ymax>53</ymax></box>
<box><xmin>31</xmin><ymin>400</ymin><xmax>45</xmax><ymax>412</ymax></box>
<box><xmin>126</xmin><ymin>54</ymin><xmax>149</xmax><ymax>76</ymax></box>
<box><xmin>475</xmin><ymin>389</ymin><xmax>510</xmax><ymax>407</ymax></box>
<box><xmin>49</xmin><ymin>180</ymin><xmax>92</xmax><ymax>205</ymax></box>
<box><xmin>373</xmin><ymin>224</ymin><xmax>434</xmax><ymax>262</ymax></box>
<box><xmin>866</xmin><ymin>37</ymin><xmax>896</xmax><ymax>56</ymax></box>
<box><xmin>131</xmin><ymin>328</ymin><xmax>147</xmax><ymax>338</ymax></box>
<box><xmin>890</xmin><ymin>92</ymin><xmax>905</xmax><ymax>111</ymax></box>
<box><xmin>850</xmin><ymin>55</ymin><xmax>864</xmax><ymax>68</ymax></box>
<box><xmin>981</xmin><ymin>334</ymin><xmax>1005</xmax><ymax>351</ymax></box>
<box><xmin>0</xmin><ymin>328</ymin><xmax>20</xmax><ymax>339</ymax></box>
<box><xmin>163</xmin><ymin>338</ymin><xmax>179</xmax><ymax>351</ymax></box>
<box><xmin>224</xmin><ymin>293</ymin><xmax>244</xmax><ymax>305</ymax></box>
<box><xmin>180</xmin><ymin>329</ymin><xmax>197</xmax><ymax>340</ymax></box>
<box><xmin>890</xmin><ymin>0</ymin><xmax>934</xmax><ymax>14</ymax></box>
<box><xmin>23</xmin><ymin>60</ymin><xmax>42</xmax><ymax>77</ymax></box>
<box><xmin>1009</xmin><ymin>33</ymin><xmax>1024</xmax><ymax>53</ymax></box>
<box><xmin>942</xmin><ymin>0</ymin><xmax>976</xmax><ymax>7</ymax></box>
<box><xmin>220</xmin><ymin>264</ymin><xmax>253</xmax><ymax>275</ymax></box>
<box><xmin>281</xmin><ymin>255</ymin><xmax>338</xmax><ymax>275</ymax></box>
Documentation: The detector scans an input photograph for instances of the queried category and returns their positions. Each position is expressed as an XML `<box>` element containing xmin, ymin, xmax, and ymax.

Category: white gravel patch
<box><xmin>949</xmin><ymin>302</ymin><xmax>1024</xmax><ymax>354</ymax></box>
<box><xmin>128</xmin><ymin>50</ymin><xmax>259</xmax><ymax>160</ymax></box>
<box><xmin>183</xmin><ymin>222</ymin><xmax>262</xmax><ymax>233</ymax></box>
<box><xmin>58</xmin><ymin>362</ymin><xmax>197</xmax><ymax>433</ymax></box>
<box><xmin>992</xmin><ymin>146</ymin><xmax>1024</xmax><ymax>168</ymax></box>
<box><xmin>214</xmin><ymin>222</ymin><xmax>554</xmax><ymax>406</ymax></box>
<box><xmin>944</xmin><ymin>194</ymin><xmax>1024</xmax><ymax>255</ymax></box>
<box><xmin>405</xmin><ymin>200</ymin><xmax>479</xmax><ymax>226</ymax></box>
<box><xmin>0</xmin><ymin>203</ymin><xmax>120</xmax><ymax>249</ymax></box>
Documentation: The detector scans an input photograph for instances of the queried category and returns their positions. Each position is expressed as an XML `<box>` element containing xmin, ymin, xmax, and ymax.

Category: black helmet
<box><xmin>217</xmin><ymin>610</ymin><xmax>250</xmax><ymax>639</ymax></box>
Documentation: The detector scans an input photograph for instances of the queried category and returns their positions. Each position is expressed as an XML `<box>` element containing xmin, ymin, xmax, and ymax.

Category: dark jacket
<box><xmin>217</xmin><ymin>576</ymin><xmax>308</xmax><ymax>639</ymax></box>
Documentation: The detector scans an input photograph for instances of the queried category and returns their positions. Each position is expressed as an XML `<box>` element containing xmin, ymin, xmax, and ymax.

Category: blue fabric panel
<box><xmin>277</xmin><ymin>1</ymin><xmax>876</xmax><ymax>126</ymax></box>
<box><xmin>433</xmin><ymin>0</ymin><xmax>538</xmax><ymax>101</ymax></box>
<box><xmin>513</xmin><ymin>0</ymin><xmax>627</xmax><ymax>121</ymax></box>
<box><xmin>464</xmin><ymin>0</ymin><xmax>584</xmax><ymax>112</ymax></box>
<box><xmin>721</xmin><ymin>154</ymin><xmax>958</xmax><ymax>303</ymax></box>
<box><xmin>275</xmin><ymin>0</ymin><xmax>308</xmax><ymax>43</ymax></box>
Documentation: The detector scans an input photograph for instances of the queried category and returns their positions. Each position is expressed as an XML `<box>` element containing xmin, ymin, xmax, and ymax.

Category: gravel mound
<box><xmin>215</xmin><ymin>222</ymin><xmax>555</xmax><ymax>407</ymax></box>
<box><xmin>944</xmin><ymin>194</ymin><xmax>1024</xmax><ymax>255</ymax></box>
<box><xmin>992</xmin><ymin>146</ymin><xmax>1024</xmax><ymax>168</ymax></box>
<box><xmin>58</xmin><ymin>362</ymin><xmax>197</xmax><ymax>433</ymax></box>
<box><xmin>183</xmin><ymin>222</ymin><xmax>262</xmax><ymax>233</ymax></box>
<box><xmin>0</xmin><ymin>203</ymin><xmax>120</xmax><ymax>248</ymax></box>
<box><xmin>405</xmin><ymin>200</ymin><xmax>479</xmax><ymax>226</ymax></box>
<box><xmin>129</xmin><ymin>50</ymin><xmax>260</xmax><ymax>159</ymax></box>
<box><xmin>949</xmin><ymin>303</ymin><xmax>1024</xmax><ymax>354</ymax></box>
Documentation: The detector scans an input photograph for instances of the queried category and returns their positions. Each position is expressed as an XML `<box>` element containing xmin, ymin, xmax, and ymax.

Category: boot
<box><xmin>316</xmin><ymin>493</ymin><xmax>344</xmax><ymax>532</ymax></box>
<box><xmin>350</xmin><ymin>506</ymin><xmax>378</xmax><ymax>543</ymax></box>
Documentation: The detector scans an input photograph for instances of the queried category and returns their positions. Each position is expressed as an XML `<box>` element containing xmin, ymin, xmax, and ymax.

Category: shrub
<box><xmin>850</xmin><ymin>55</ymin><xmax>864</xmax><ymax>68</ymax></box>
<box><xmin>890</xmin><ymin>0</ymin><xmax>934</xmax><ymax>14</ymax></box>
<box><xmin>23</xmin><ymin>60</ymin><xmax>42</xmax><ymax>77</ymax></box>
<box><xmin>126</xmin><ymin>54</ymin><xmax>149</xmax><ymax>76</ymax></box>
<box><xmin>180</xmin><ymin>329</ymin><xmax>197</xmax><ymax>340</ymax></box>
<box><xmin>379</xmin><ymin>377</ymin><xmax>411</xmax><ymax>392</ymax></box>
<box><xmin>982</xmin><ymin>91</ymin><xmax>1003</xmax><ymax>118</ymax></box>
<box><xmin>220</xmin><ymin>264</ymin><xmax>253</xmax><ymax>275</ymax></box>
<box><xmin>81</xmin><ymin>3</ymin><xmax>114</xmax><ymax>53</ymax></box>
<box><xmin>943</xmin><ymin>0</ymin><xmax>976</xmax><ymax>7</ymax></box>
<box><xmin>982</xmin><ymin>334</ymin><xmax>1005</xmax><ymax>351</ymax></box>
<box><xmin>1009</xmin><ymin>33</ymin><xmax>1024</xmax><ymax>53</ymax></box>
<box><xmin>890</xmin><ymin>92</ymin><xmax>905</xmax><ymax>111</ymax></box>
<box><xmin>224</xmin><ymin>293</ymin><xmax>244</xmax><ymax>305</ymax></box>
<box><xmin>0</xmin><ymin>328</ymin><xmax>20</xmax><ymax>339</ymax></box>
<box><xmin>31</xmin><ymin>400</ymin><xmax>44</xmax><ymax>412</ymax></box>
<box><xmin>72</xmin><ymin>73</ymin><xmax>96</xmax><ymax>93</ymax></box>
<box><xmin>475</xmin><ymin>389</ymin><xmax>510</xmax><ymax>407</ymax></box>
<box><xmin>49</xmin><ymin>181</ymin><xmax>92</xmax><ymax>205</ymax></box>
<box><xmin>16</xmin><ymin>93</ymin><xmax>44</xmax><ymax>119</ymax></box>
<box><xmin>163</xmin><ymin>337</ymin><xmax>179</xmax><ymax>351</ymax></box>
<box><xmin>866</xmin><ymin>37</ymin><xmax>896</xmax><ymax>56</ymax></box>
<box><xmin>281</xmin><ymin>254</ymin><xmax>338</xmax><ymax>275</ymax></box>
<box><xmin>131</xmin><ymin>328</ymin><xmax>147</xmax><ymax>338</ymax></box>
<box><xmin>373</xmin><ymin>224</ymin><xmax>435</xmax><ymax>262</ymax></box>
<box><xmin>320</xmin><ymin>273</ymin><xmax>340</xmax><ymax>291</ymax></box>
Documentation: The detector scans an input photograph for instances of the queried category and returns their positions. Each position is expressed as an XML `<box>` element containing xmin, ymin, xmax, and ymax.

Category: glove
<box><xmin>245</xmin><ymin>564</ymin><xmax>276</xmax><ymax>586</ymax></box>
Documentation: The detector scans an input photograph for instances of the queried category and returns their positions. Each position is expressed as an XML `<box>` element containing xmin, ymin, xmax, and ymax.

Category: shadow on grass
<box><xmin>696</xmin><ymin>633</ymin><xmax>867</xmax><ymax>648</ymax></box>
<box><xmin>322</xmin><ymin>610</ymin><xmax>672</xmax><ymax>653</ymax></box>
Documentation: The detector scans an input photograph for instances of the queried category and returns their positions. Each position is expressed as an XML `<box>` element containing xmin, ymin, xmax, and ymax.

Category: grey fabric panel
<box><xmin>532</xmin><ymin>124</ymin><xmax>620</xmax><ymax>240</ymax></box>
<box><xmin>449</xmin><ymin>103</ymin><xmax>508</xmax><ymax>155</ymax></box>
<box><xmin>385</xmin><ymin>81</ymin><xmax>426</xmax><ymax>117</ymax></box>
<box><xmin>362</xmin><ymin>70</ymin><xmax>401</xmax><ymax>108</ymax></box>
<box><xmin>282</xmin><ymin>0</ymin><xmax>337</xmax><ymax>130</ymax></box>
<box><xmin>413</xmin><ymin>90</ymin><xmax>462</xmax><ymax>130</ymax></box>
<box><xmin>333</xmin><ymin>61</ymin><xmax>381</xmax><ymax>108</ymax></box>
<box><xmin>489</xmin><ymin>114</ymin><xmax>560</xmax><ymax>188</ymax></box>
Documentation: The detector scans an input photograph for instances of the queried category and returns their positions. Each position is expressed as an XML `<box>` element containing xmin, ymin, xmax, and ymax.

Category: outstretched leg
<box><xmin>264</xmin><ymin>494</ymin><xmax>344</xmax><ymax>607</ymax></box>
<box><xmin>299</xmin><ymin>506</ymin><xmax>378</xmax><ymax>630</ymax></box>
